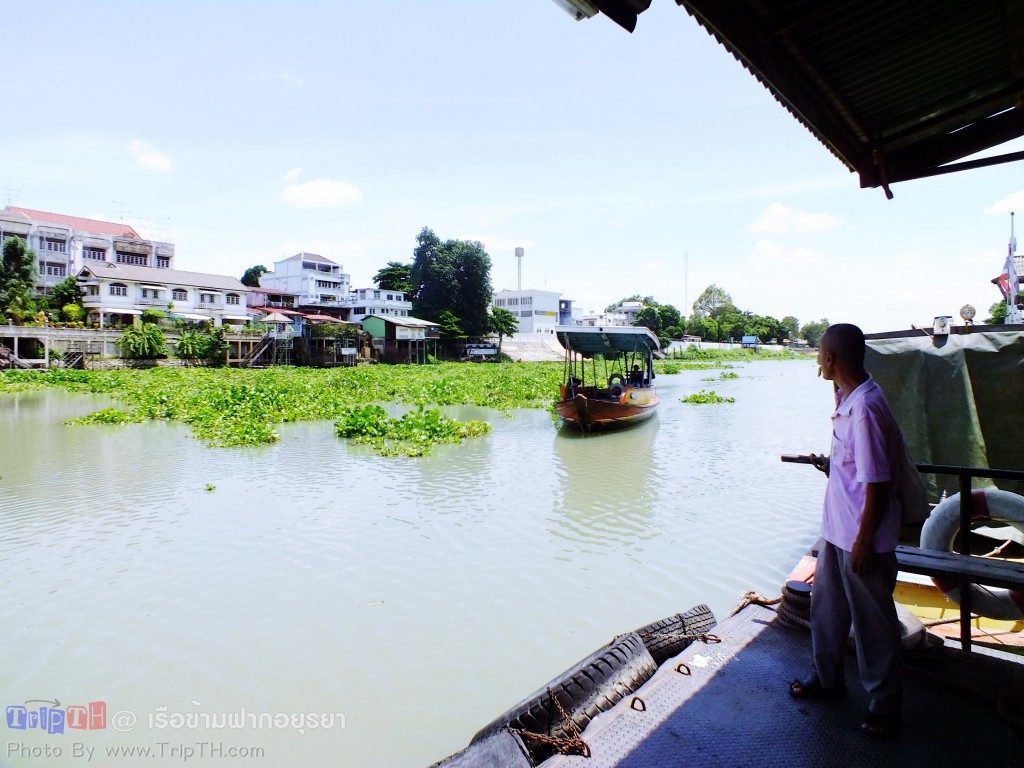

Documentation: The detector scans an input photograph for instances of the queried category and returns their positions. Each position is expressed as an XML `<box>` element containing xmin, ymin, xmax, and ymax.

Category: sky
<box><xmin>3</xmin><ymin>0</ymin><xmax>1022</xmax><ymax>333</ymax></box>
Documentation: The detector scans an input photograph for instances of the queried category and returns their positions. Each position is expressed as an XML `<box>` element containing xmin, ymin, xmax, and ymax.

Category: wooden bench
<box><xmin>895</xmin><ymin>545</ymin><xmax>1024</xmax><ymax>592</ymax></box>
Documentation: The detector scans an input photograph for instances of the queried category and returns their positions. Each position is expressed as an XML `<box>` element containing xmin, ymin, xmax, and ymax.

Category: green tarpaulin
<box><xmin>866</xmin><ymin>327</ymin><xmax>1024</xmax><ymax>498</ymax></box>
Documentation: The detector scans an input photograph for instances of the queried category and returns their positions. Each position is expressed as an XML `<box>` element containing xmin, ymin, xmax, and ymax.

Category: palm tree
<box><xmin>488</xmin><ymin>306</ymin><xmax>518</xmax><ymax>357</ymax></box>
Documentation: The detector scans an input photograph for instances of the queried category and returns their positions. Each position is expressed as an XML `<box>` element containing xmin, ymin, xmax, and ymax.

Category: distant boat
<box><xmin>554</xmin><ymin>325</ymin><xmax>661</xmax><ymax>432</ymax></box>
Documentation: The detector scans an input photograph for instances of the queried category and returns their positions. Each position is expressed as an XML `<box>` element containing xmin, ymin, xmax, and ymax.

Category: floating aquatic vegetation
<box><xmin>719</xmin><ymin>371</ymin><xmax>739</xmax><ymax>379</ymax></box>
<box><xmin>335</xmin><ymin>404</ymin><xmax>491</xmax><ymax>457</ymax></box>
<box><xmin>3</xmin><ymin>364</ymin><xmax>550</xmax><ymax>448</ymax></box>
<box><xmin>681</xmin><ymin>389</ymin><xmax>735</xmax><ymax>404</ymax></box>
<box><xmin>65</xmin><ymin>407</ymin><xmax>142</xmax><ymax>425</ymax></box>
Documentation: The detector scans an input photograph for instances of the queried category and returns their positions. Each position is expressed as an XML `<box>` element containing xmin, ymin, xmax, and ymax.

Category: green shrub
<box><xmin>119</xmin><ymin>324</ymin><xmax>166</xmax><ymax>359</ymax></box>
<box><xmin>140</xmin><ymin>309</ymin><xmax>166</xmax><ymax>325</ymax></box>
<box><xmin>62</xmin><ymin>303</ymin><xmax>85</xmax><ymax>323</ymax></box>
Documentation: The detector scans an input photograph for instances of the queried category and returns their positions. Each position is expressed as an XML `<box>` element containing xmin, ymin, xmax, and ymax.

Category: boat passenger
<box><xmin>629</xmin><ymin>365</ymin><xmax>643</xmax><ymax>386</ymax></box>
<box><xmin>790</xmin><ymin>323</ymin><xmax>903</xmax><ymax>739</ymax></box>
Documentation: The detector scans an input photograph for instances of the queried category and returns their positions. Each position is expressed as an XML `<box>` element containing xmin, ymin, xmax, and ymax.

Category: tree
<box><xmin>436</xmin><ymin>308</ymin><xmax>465</xmax><ymax>354</ymax></box>
<box><xmin>801</xmin><ymin>318</ymin><xmax>831</xmax><ymax>347</ymax></box>
<box><xmin>50</xmin><ymin>275</ymin><xmax>84</xmax><ymax>310</ymax></box>
<box><xmin>779</xmin><ymin>315</ymin><xmax>800</xmax><ymax>343</ymax></box>
<box><xmin>0</xmin><ymin>237</ymin><xmax>37</xmax><ymax>321</ymax></box>
<box><xmin>656</xmin><ymin>304</ymin><xmax>682</xmax><ymax>332</ymax></box>
<box><xmin>985</xmin><ymin>301</ymin><xmax>1007</xmax><ymax>325</ymax></box>
<box><xmin>488</xmin><ymin>306</ymin><xmax>518</xmax><ymax>357</ymax></box>
<box><xmin>410</xmin><ymin>227</ymin><xmax>493</xmax><ymax>338</ymax></box>
<box><xmin>633</xmin><ymin>305</ymin><xmax>661</xmax><ymax>334</ymax></box>
<box><xmin>691</xmin><ymin>284</ymin><xmax>734</xmax><ymax>320</ymax></box>
<box><xmin>240</xmin><ymin>265</ymin><xmax>268</xmax><ymax>287</ymax></box>
<box><xmin>373</xmin><ymin>261</ymin><xmax>413</xmax><ymax>294</ymax></box>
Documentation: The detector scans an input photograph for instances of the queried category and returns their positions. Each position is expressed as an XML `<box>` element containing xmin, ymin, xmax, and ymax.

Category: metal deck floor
<box><xmin>546</xmin><ymin>605</ymin><xmax>1024</xmax><ymax>768</ymax></box>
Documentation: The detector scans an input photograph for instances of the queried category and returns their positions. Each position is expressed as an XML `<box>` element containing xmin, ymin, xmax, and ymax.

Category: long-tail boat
<box><xmin>554</xmin><ymin>325</ymin><xmax>661</xmax><ymax>432</ymax></box>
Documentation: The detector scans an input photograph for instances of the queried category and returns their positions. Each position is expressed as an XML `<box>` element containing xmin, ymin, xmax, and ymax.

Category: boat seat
<box><xmin>894</xmin><ymin>545</ymin><xmax>1024</xmax><ymax>591</ymax></box>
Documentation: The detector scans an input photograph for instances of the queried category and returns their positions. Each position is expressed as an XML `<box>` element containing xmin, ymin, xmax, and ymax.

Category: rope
<box><xmin>730</xmin><ymin>590</ymin><xmax>783</xmax><ymax>617</ymax></box>
<box><xmin>514</xmin><ymin>688</ymin><xmax>591</xmax><ymax>758</ymax></box>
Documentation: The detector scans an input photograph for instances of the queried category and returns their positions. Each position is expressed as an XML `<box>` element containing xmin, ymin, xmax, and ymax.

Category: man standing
<box><xmin>789</xmin><ymin>323</ymin><xmax>903</xmax><ymax>738</ymax></box>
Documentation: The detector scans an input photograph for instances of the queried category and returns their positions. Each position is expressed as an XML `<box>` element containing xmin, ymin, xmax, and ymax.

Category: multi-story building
<box><xmin>259</xmin><ymin>253</ymin><xmax>350</xmax><ymax>308</ymax></box>
<box><xmin>346</xmin><ymin>287</ymin><xmax>412</xmax><ymax>323</ymax></box>
<box><xmin>0</xmin><ymin>206</ymin><xmax>176</xmax><ymax>296</ymax></box>
<box><xmin>77</xmin><ymin>261</ymin><xmax>251</xmax><ymax>328</ymax></box>
<box><xmin>492</xmin><ymin>288</ymin><xmax>562</xmax><ymax>334</ymax></box>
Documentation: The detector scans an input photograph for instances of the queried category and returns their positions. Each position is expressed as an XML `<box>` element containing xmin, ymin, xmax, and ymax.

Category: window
<box><xmin>86</xmin><ymin>285</ymin><xmax>99</xmax><ymax>296</ymax></box>
<box><xmin>368</xmin><ymin>308</ymin><xmax>376</xmax><ymax>315</ymax></box>
<box><xmin>373</xmin><ymin>290</ymin><xmax>380</xmax><ymax>299</ymax></box>
<box><xmin>83</xmin><ymin>247</ymin><xmax>106</xmax><ymax>260</ymax></box>
<box><xmin>39</xmin><ymin>261</ymin><xmax>66</xmax><ymax>277</ymax></box>
<box><xmin>320</xmin><ymin>295</ymin><xmax>336</xmax><ymax>303</ymax></box>
<box><xmin>353</xmin><ymin>306</ymin><xmax>366</xmax><ymax>314</ymax></box>
<box><xmin>40</xmin><ymin>238</ymin><xmax>67</xmax><ymax>253</ymax></box>
<box><xmin>172</xmin><ymin>289</ymin><xmax>188</xmax><ymax>301</ymax></box>
<box><xmin>386</xmin><ymin>293</ymin><xmax>393</xmax><ymax>301</ymax></box>
<box><xmin>0</xmin><ymin>231</ymin><xmax>27</xmax><ymax>243</ymax></box>
<box><xmin>200</xmin><ymin>293</ymin><xmax>217</xmax><ymax>304</ymax></box>
<box><xmin>226</xmin><ymin>294</ymin><xmax>240</xmax><ymax>305</ymax></box>
<box><xmin>495</xmin><ymin>299</ymin><xmax>505</xmax><ymax>307</ymax></box>
<box><xmin>116</xmin><ymin>252</ymin><xmax>148</xmax><ymax>266</ymax></box>
<box><xmin>520</xmin><ymin>310</ymin><xmax>531</xmax><ymax>318</ymax></box>
<box><xmin>523</xmin><ymin>297</ymin><xmax>532</xmax><ymax>306</ymax></box>
<box><xmin>156</xmin><ymin>256</ymin><xmax>170</xmax><ymax>268</ymax></box>
<box><xmin>110</xmin><ymin>283</ymin><xmax>127</xmax><ymax>297</ymax></box>
<box><xmin>316</xmin><ymin>280</ymin><xmax>336</xmax><ymax>289</ymax></box>
<box><xmin>509</xmin><ymin>298</ymin><xmax>519</xmax><ymax>306</ymax></box>
<box><xmin>141</xmin><ymin>288</ymin><xmax>161</xmax><ymax>299</ymax></box>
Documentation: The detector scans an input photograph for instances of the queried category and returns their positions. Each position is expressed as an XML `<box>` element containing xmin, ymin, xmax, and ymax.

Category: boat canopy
<box><xmin>555</xmin><ymin>325</ymin><xmax>661</xmax><ymax>357</ymax></box>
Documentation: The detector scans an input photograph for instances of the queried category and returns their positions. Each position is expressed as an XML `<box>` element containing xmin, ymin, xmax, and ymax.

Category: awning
<box><xmin>140</xmin><ymin>284</ymin><xmax>164</xmax><ymax>290</ymax></box>
<box><xmin>172</xmin><ymin>313</ymin><xmax>213</xmax><ymax>321</ymax></box>
<box><xmin>106</xmin><ymin>308</ymin><xmax>142</xmax><ymax>315</ymax></box>
<box><xmin>221</xmin><ymin>314</ymin><xmax>252</xmax><ymax>321</ymax></box>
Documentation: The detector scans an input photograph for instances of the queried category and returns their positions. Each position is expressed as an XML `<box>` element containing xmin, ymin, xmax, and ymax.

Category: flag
<box><xmin>1008</xmin><ymin>252</ymin><xmax>1021</xmax><ymax>302</ymax></box>
<box><xmin>994</xmin><ymin>268</ymin><xmax>1010</xmax><ymax>298</ymax></box>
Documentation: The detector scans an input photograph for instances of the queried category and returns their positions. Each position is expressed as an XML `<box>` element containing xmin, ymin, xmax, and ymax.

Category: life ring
<box><xmin>608</xmin><ymin>373</ymin><xmax>626</xmax><ymax>398</ymax></box>
<box><xmin>919</xmin><ymin>488</ymin><xmax>1024</xmax><ymax>620</ymax></box>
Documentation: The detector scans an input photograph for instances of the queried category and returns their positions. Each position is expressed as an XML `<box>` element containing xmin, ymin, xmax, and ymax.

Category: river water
<box><xmin>0</xmin><ymin>360</ymin><xmax>833</xmax><ymax>767</ymax></box>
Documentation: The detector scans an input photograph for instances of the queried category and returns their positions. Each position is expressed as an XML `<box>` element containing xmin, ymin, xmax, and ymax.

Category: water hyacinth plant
<box><xmin>681</xmin><ymin>389</ymin><xmax>735</xmax><ymax>404</ymax></box>
<box><xmin>335</xmin><ymin>404</ymin><xmax>490</xmax><ymax>457</ymax></box>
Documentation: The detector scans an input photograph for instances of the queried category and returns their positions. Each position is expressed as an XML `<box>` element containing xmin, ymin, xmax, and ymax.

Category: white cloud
<box><xmin>130</xmin><ymin>140</ymin><xmax>172</xmax><ymax>172</ymax></box>
<box><xmin>281</xmin><ymin>178</ymin><xmax>362</xmax><ymax>208</ymax></box>
<box><xmin>985</xmin><ymin>191</ymin><xmax>1024</xmax><ymax>216</ymax></box>
<box><xmin>256</xmin><ymin>68</ymin><xmax>305</xmax><ymax>88</ymax></box>
<box><xmin>282</xmin><ymin>167</ymin><xmax>303</xmax><ymax>182</ymax></box>
<box><xmin>748</xmin><ymin>203</ymin><xmax>843</xmax><ymax>234</ymax></box>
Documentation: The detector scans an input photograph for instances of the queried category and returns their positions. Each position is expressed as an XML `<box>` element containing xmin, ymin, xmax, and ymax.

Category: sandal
<box><xmin>789</xmin><ymin>678</ymin><xmax>847</xmax><ymax>700</ymax></box>
<box><xmin>861</xmin><ymin>711</ymin><xmax>901</xmax><ymax>738</ymax></box>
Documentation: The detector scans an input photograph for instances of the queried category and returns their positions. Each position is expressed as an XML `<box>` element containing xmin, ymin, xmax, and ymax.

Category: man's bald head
<box><xmin>820</xmin><ymin>323</ymin><xmax>866</xmax><ymax>370</ymax></box>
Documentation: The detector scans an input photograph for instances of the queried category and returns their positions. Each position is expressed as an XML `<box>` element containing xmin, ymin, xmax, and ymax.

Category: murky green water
<box><xmin>0</xmin><ymin>361</ymin><xmax>833</xmax><ymax>767</ymax></box>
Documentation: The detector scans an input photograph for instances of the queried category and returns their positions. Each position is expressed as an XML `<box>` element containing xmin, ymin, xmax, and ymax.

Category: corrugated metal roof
<box><xmin>77</xmin><ymin>262</ymin><xmax>249</xmax><ymax>292</ymax></box>
<box><xmin>579</xmin><ymin>0</ymin><xmax>1024</xmax><ymax>194</ymax></box>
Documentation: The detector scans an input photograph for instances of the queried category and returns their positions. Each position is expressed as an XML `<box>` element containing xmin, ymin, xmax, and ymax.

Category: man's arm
<box><xmin>851</xmin><ymin>481</ymin><xmax>890</xmax><ymax>575</ymax></box>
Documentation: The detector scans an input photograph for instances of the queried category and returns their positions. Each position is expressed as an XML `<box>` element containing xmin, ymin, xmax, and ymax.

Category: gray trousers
<box><xmin>811</xmin><ymin>540</ymin><xmax>903</xmax><ymax>714</ymax></box>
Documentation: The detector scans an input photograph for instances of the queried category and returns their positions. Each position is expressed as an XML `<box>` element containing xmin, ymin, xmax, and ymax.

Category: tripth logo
<box><xmin>6</xmin><ymin>700</ymin><xmax>107</xmax><ymax>734</ymax></box>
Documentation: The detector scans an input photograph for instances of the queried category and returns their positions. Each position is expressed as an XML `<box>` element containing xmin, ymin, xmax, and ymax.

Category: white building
<box><xmin>578</xmin><ymin>311</ymin><xmax>629</xmax><ymax>327</ymax></box>
<box><xmin>77</xmin><ymin>262</ymin><xmax>251</xmax><ymax>328</ymax></box>
<box><xmin>259</xmin><ymin>253</ymin><xmax>350</xmax><ymax>307</ymax></box>
<box><xmin>346</xmin><ymin>287</ymin><xmax>412</xmax><ymax>323</ymax></box>
<box><xmin>0</xmin><ymin>206</ymin><xmax>175</xmax><ymax>296</ymax></box>
<box><xmin>493</xmin><ymin>289</ymin><xmax>562</xmax><ymax>334</ymax></box>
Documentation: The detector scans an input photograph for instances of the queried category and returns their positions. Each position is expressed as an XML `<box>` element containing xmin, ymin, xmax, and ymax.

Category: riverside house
<box><xmin>76</xmin><ymin>262</ymin><xmax>252</xmax><ymax>328</ymax></box>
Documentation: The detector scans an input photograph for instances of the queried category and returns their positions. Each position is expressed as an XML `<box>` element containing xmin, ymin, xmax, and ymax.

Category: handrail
<box><xmin>781</xmin><ymin>454</ymin><xmax>1024</xmax><ymax>652</ymax></box>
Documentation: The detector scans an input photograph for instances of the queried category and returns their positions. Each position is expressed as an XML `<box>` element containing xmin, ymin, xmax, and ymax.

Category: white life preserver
<box><xmin>919</xmin><ymin>488</ymin><xmax>1024</xmax><ymax>621</ymax></box>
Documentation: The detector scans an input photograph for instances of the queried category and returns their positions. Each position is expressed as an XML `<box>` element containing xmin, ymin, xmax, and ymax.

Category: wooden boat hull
<box><xmin>557</xmin><ymin>387</ymin><xmax>660</xmax><ymax>431</ymax></box>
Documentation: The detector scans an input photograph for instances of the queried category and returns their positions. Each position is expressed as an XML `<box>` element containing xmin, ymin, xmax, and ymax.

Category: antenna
<box><xmin>1010</xmin><ymin>211</ymin><xmax>1017</xmax><ymax>256</ymax></box>
<box><xmin>684</xmin><ymin>249</ymin><xmax>689</xmax><ymax>315</ymax></box>
<box><xmin>2</xmin><ymin>184</ymin><xmax>21</xmax><ymax>206</ymax></box>
<box><xmin>515</xmin><ymin>247</ymin><xmax>524</xmax><ymax>291</ymax></box>
<box><xmin>111</xmin><ymin>201</ymin><xmax>131</xmax><ymax>222</ymax></box>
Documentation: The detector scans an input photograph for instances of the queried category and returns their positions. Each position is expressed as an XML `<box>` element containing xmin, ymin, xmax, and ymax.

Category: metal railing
<box><xmin>783</xmin><ymin>455</ymin><xmax>1024</xmax><ymax>653</ymax></box>
<box><xmin>914</xmin><ymin>463</ymin><xmax>1024</xmax><ymax>652</ymax></box>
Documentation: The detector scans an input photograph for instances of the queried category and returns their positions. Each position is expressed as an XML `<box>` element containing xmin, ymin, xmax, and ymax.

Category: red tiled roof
<box><xmin>6</xmin><ymin>207</ymin><xmax>140</xmax><ymax>238</ymax></box>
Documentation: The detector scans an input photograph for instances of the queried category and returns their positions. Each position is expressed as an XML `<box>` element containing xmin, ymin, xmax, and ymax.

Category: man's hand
<box><xmin>851</xmin><ymin>536</ymin><xmax>874</xmax><ymax>575</ymax></box>
<box><xmin>810</xmin><ymin>453</ymin><xmax>830</xmax><ymax>477</ymax></box>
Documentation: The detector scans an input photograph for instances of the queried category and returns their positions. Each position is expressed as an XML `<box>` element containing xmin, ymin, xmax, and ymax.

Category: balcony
<box><xmin>138</xmin><ymin>298</ymin><xmax>166</xmax><ymax>306</ymax></box>
<box><xmin>198</xmin><ymin>302</ymin><xmax>220</xmax><ymax>310</ymax></box>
